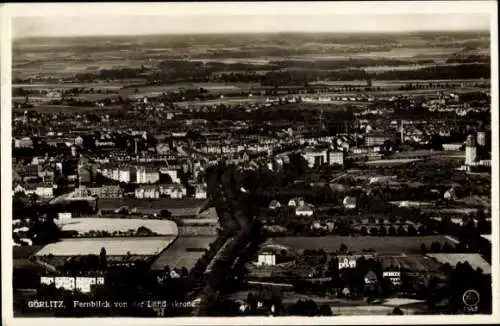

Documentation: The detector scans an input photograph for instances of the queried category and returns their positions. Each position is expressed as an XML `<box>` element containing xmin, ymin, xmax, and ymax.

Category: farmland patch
<box><xmin>35</xmin><ymin>237</ymin><xmax>176</xmax><ymax>256</ymax></box>
<box><xmin>266</xmin><ymin>236</ymin><xmax>455</xmax><ymax>254</ymax></box>
<box><xmin>57</xmin><ymin>218</ymin><xmax>178</xmax><ymax>235</ymax></box>
<box><xmin>151</xmin><ymin>235</ymin><xmax>216</xmax><ymax>271</ymax></box>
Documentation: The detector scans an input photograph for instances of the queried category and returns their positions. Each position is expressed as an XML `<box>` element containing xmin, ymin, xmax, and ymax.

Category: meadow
<box><xmin>150</xmin><ymin>235</ymin><xmax>216</xmax><ymax>271</ymax></box>
<box><xmin>267</xmin><ymin>236</ymin><xmax>456</xmax><ymax>255</ymax></box>
<box><xmin>35</xmin><ymin>236</ymin><xmax>177</xmax><ymax>256</ymax></box>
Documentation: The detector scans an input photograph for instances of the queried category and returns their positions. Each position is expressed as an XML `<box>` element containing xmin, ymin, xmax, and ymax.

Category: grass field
<box><xmin>13</xmin><ymin>83</ymin><xmax>124</xmax><ymax>90</ymax></box>
<box><xmin>310</xmin><ymin>78</ymin><xmax>488</xmax><ymax>87</ymax></box>
<box><xmin>35</xmin><ymin>236</ymin><xmax>176</xmax><ymax>256</ymax></box>
<box><xmin>266</xmin><ymin>236</ymin><xmax>455</xmax><ymax>254</ymax></box>
<box><xmin>150</xmin><ymin>235</ymin><xmax>216</xmax><ymax>271</ymax></box>
<box><xmin>364</xmin><ymin>158</ymin><xmax>422</xmax><ymax>166</ymax></box>
<box><xmin>118</xmin><ymin>82</ymin><xmax>258</xmax><ymax>98</ymax></box>
<box><xmin>426</xmin><ymin>253</ymin><xmax>491</xmax><ymax>274</ymax></box>
<box><xmin>173</xmin><ymin>96</ymin><xmax>266</xmax><ymax>108</ymax></box>
<box><xmin>378</xmin><ymin>255</ymin><xmax>443</xmax><ymax>272</ymax></box>
<box><xmin>178</xmin><ymin>225</ymin><xmax>218</xmax><ymax>236</ymax></box>
<box><xmin>12</xmin><ymin>104</ymin><xmax>120</xmax><ymax>113</ymax></box>
<box><xmin>57</xmin><ymin>218</ymin><xmax>178</xmax><ymax>235</ymax></box>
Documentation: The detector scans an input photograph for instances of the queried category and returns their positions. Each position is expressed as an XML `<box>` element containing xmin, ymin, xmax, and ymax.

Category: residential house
<box><xmin>22</xmin><ymin>164</ymin><xmax>40</xmax><ymax>182</ymax></box>
<box><xmin>88</xmin><ymin>185</ymin><xmax>122</xmax><ymax>198</ymax></box>
<box><xmin>302</xmin><ymin>148</ymin><xmax>328</xmax><ymax>168</ymax></box>
<box><xmin>78</xmin><ymin>165</ymin><xmax>92</xmax><ymax>184</ymax></box>
<box><xmin>35</xmin><ymin>184</ymin><xmax>54</xmax><ymax>199</ymax></box>
<box><xmin>159</xmin><ymin>168</ymin><xmax>180</xmax><ymax>184</ymax></box>
<box><xmin>269</xmin><ymin>200</ymin><xmax>281</xmax><ymax>210</ymax></box>
<box><xmin>295</xmin><ymin>204</ymin><xmax>314</xmax><ymax>217</ymax></box>
<box><xmin>365</xmin><ymin>134</ymin><xmax>390</xmax><ymax>147</ymax></box>
<box><xmin>338</xmin><ymin>256</ymin><xmax>357</xmax><ymax>269</ymax></box>
<box><xmin>74</xmin><ymin>136</ymin><xmax>84</xmax><ymax>147</ymax></box>
<box><xmin>382</xmin><ymin>270</ymin><xmax>402</xmax><ymax>286</ymax></box>
<box><xmin>57</xmin><ymin>212</ymin><xmax>72</xmax><ymax>220</ymax></box>
<box><xmin>343</xmin><ymin>196</ymin><xmax>357</xmax><ymax>209</ymax></box>
<box><xmin>443</xmin><ymin>143</ymin><xmax>463</xmax><ymax>151</ymax></box>
<box><xmin>14</xmin><ymin>137</ymin><xmax>34</xmax><ymax>149</ymax></box>
<box><xmin>22</xmin><ymin>184</ymin><xmax>38</xmax><ymax>196</ymax></box>
<box><xmin>302</xmin><ymin>148</ymin><xmax>344</xmax><ymax>167</ymax></box>
<box><xmin>364</xmin><ymin>270</ymin><xmax>378</xmax><ymax>285</ymax></box>
<box><xmin>13</xmin><ymin>184</ymin><xmax>26</xmax><ymax>195</ymax></box>
<box><xmin>159</xmin><ymin>184</ymin><xmax>187</xmax><ymax>199</ymax></box>
<box><xmin>256</xmin><ymin>251</ymin><xmax>276</xmax><ymax>266</ymax></box>
<box><xmin>38</xmin><ymin>166</ymin><xmax>55</xmax><ymax>183</ymax></box>
<box><xmin>194</xmin><ymin>184</ymin><xmax>207</xmax><ymax>199</ymax></box>
<box><xmin>328</xmin><ymin>150</ymin><xmax>344</xmax><ymax>166</ymax></box>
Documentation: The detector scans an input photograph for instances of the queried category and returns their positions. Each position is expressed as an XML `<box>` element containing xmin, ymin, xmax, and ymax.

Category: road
<box><xmin>193</xmin><ymin>166</ymin><xmax>253</xmax><ymax>315</ymax></box>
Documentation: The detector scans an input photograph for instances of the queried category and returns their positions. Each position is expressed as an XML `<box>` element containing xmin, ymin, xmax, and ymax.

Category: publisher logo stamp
<box><xmin>462</xmin><ymin>289</ymin><xmax>480</xmax><ymax>313</ymax></box>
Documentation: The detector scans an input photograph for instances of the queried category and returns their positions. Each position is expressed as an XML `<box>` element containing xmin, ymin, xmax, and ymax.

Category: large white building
<box><xmin>302</xmin><ymin>149</ymin><xmax>344</xmax><ymax>168</ymax></box>
<box><xmin>136</xmin><ymin>167</ymin><xmax>160</xmax><ymax>184</ymax></box>
<box><xmin>40</xmin><ymin>276</ymin><xmax>105</xmax><ymax>293</ymax></box>
<box><xmin>135</xmin><ymin>186</ymin><xmax>160</xmax><ymax>199</ymax></box>
<box><xmin>14</xmin><ymin>137</ymin><xmax>34</xmax><ymax>149</ymax></box>
<box><xmin>476</xmin><ymin>131</ymin><xmax>486</xmax><ymax>146</ymax></box>
<box><xmin>338</xmin><ymin>256</ymin><xmax>357</xmax><ymax>269</ymax></box>
<box><xmin>256</xmin><ymin>252</ymin><xmax>276</xmax><ymax>266</ymax></box>
<box><xmin>382</xmin><ymin>271</ymin><xmax>402</xmax><ymax>286</ymax></box>
<box><xmin>159</xmin><ymin>168</ymin><xmax>180</xmax><ymax>184</ymax></box>
<box><xmin>465</xmin><ymin>134</ymin><xmax>477</xmax><ymax>165</ymax></box>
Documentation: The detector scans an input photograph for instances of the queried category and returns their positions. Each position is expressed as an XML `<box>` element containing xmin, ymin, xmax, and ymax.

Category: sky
<box><xmin>13</xmin><ymin>13</ymin><xmax>491</xmax><ymax>39</ymax></box>
<box><xmin>9</xmin><ymin>0</ymin><xmax>493</xmax><ymax>39</ymax></box>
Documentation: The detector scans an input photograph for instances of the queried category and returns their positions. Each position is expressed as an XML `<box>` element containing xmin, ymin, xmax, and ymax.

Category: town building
<box><xmin>295</xmin><ymin>204</ymin><xmax>314</xmax><ymax>217</ymax></box>
<box><xmin>40</xmin><ymin>276</ymin><xmax>105</xmax><ymax>294</ymax></box>
<box><xmin>476</xmin><ymin>131</ymin><xmax>486</xmax><ymax>146</ymax></box>
<box><xmin>14</xmin><ymin>137</ymin><xmax>34</xmax><ymax>149</ymax></box>
<box><xmin>364</xmin><ymin>270</ymin><xmax>378</xmax><ymax>285</ymax></box>
<box><xmin>465</xmin><ymin>134</ymin><xmax>477</xmax><ymax>165</ymax></box>
<box><xmin>365</xmin><ymin>133</ymin><xmax>389</xmax><ymax>147</ymax></box>
<box><xmin>256</xmin><ymin>251</ymin><xmax>276</xmax><ymax>266</ymax></box>
<box><xmin>302</xmin><ymin>148</ymin><xmax>345</xmax><ymax>168</ymax></box>
<box><xmin>194</xmin><ymin>184</ymin><xmax>207</xmax><ymax>199</ymax></box>
<box><xmin>87</xmin><ymin>185</ymin><xmax>122</xmax><ymax>198</ymax></box>
<box><xmin>338</xmin><ymin>256</ymin><xmax>357</xmax><ymax>269</ymax></box>
<box><xmin>136</xmin><ymin>166</ymin><xmax>160</xmax><ymax>184</ymax></box>
<box><xmin>382</xmin><ymin>271</ymin><xmax>402</xmax><ymax>286</ymax></box>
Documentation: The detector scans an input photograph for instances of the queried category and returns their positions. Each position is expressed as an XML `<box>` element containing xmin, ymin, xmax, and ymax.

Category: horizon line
<box><xmin>13</xmin><ymin>29</ymin><xmax>491</xmax><ymax>41</ymax></box>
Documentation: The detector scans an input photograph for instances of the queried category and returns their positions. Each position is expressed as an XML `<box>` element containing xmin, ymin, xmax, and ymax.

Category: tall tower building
<box><xmin>465</xmin><ymin>134</ymin><xmax>477</xmax><ymax>165</ymax></box>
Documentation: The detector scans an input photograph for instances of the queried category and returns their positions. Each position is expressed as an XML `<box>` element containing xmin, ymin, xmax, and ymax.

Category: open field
<box><xmin>98</xmin><ymin>198</ymin><xmax>206</xmax><ymax>217</ymax></box>
<box><xmin>266</xmin><ymin>236</ymin><xmax>456</xmax><ymax>254</ymax></box>
<box><xmin>378</xmin><ymin>254</ymin><xmax>443</xmax><ymax>273</ymax></box>
<box><xmin>229</xmin><ymin>291</ymin><xmax>427</xmax><ymax>315</ymax></box>
<box><xmin>57</xmin><ymin>218</ymin><xmax>178</xmax><ymax>235</ymax></box>
<box><xmin>364</xmin><ymin>158</ymin><xmax>422</xmax><ymax>166</ymax></box>
<box><xmin>12</xmin><ymin>104</ymin><xmax>120</xmax><ymax>113</ymax></box>
<box><xmin>119</xmin><ymin>82</ymin><xmax>259</xmax><ymax>95</ymax></box>
<box><xmin>150</xmin><ymin>235</ymin><xmax>216</xmax><ymax>271</ymax></box>
<box><xmin>35</xmin><ymin>236</ymin><xmax>176</xmax><ymax>256</ymax></box>
<box><xmin>173</xmin><ymin>96</ymin><xmax>266</xmax><ymax>108</ymax></box>
<box><xmin>426</xmin><ymin>253</ymin><xmax>491</xmax><ymax>274</ymax></box>
<box><xmin>13</xmin><ymin>83</ymin><xmax>125</xmax><ymax>90</ymax></box>
<box><xmin>178</xmin><ymin>225</ymin><xmax>218</xmax><ymax>236</ymax></box>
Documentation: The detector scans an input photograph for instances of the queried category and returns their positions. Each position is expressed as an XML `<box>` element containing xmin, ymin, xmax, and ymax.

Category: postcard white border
<box><xmin>1</xmin><ymin>1</ymin><xmax>499</xmax><ymax>325</ymax></box>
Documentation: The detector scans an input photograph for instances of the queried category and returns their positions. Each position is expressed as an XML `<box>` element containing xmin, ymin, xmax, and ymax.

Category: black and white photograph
<box><xmin>1</xmin><ymin>1</ymin><xmax>498</xmax><ymax>324</ymax></box>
